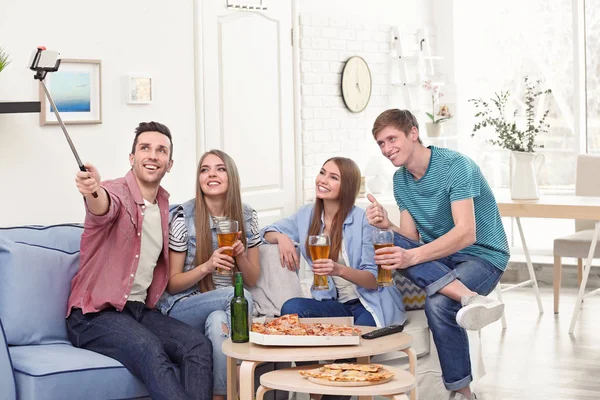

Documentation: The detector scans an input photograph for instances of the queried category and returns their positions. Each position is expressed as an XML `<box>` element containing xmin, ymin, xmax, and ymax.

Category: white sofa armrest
<box><xmin>251</xmin><ymin>245</ymin><xmax>306</xmax><ymax>317</ymax></box>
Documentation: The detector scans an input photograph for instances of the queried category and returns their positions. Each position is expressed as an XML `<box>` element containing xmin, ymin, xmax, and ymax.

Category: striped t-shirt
<box><xmin>393</xmin><ymin>146</ymin><xmax>510</xmax><ymax>270</ymax></box>
<box><xmin>169</xmin><ymin>209</ymin><xmax>261</xmax><ymax>289</ymax></box>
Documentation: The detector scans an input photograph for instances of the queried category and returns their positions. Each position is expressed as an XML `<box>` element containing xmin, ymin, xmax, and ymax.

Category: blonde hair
<box><xmin>194</xmin><ymin>150</ymin><xmax>247</xmax><ymax>292</ymax></box>
<box><xmin>306</xmin><ymin>157</ymin><xmax>361</xmax><ymax>262</ymax></box>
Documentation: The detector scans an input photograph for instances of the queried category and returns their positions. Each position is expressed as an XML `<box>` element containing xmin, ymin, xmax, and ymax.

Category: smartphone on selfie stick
<box><xmin>28</xmin><ymin>47</ymin><xmax>98</xmax><ymax>198</ymax></box>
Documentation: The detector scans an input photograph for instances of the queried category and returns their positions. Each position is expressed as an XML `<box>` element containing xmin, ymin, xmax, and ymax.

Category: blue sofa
<box><xmin>0</xmin><ymin>223</ymin><xmax>292</xmax><ymax>400</ymax></box>
<box><xmin>0</xmin><ymin>224</ymin><xmax>150</xmax><ymax>400</ymax></box>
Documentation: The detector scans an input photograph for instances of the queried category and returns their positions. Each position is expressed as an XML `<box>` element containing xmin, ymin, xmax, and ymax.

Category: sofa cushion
<box><xmin>10</xmin><ymin>344</ymin><xmax>148</xmax><ymax>400</ymax></box>
<box><xmin>0</xmin><ymin>239</ymin><xmax>79</xmax><ymax>345</ymax></box>
<box><xmin>0</xmin><ymin>318</ymin><xmax>17</xmax><ymax>400</ymax></box>
<box><xmin>0</xmin><ymin>224</ymin><xmax>83</xmax><ymax>254</ymax></box>
<box><xmin>393</xmin><ymin>271</ymin><xmax>426</xmax><ymax>310</ymax></box>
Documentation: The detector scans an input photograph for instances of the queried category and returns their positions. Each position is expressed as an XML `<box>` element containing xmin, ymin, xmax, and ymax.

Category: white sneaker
<box><xmin>456</xmin><ymin>294</ymin><xmax>504</xmax><ymax>330</ymax></box>
<box><xmin>449</xmin><ymin>391</ymin><xmax>478</xmax><ymax>400</ymax></box>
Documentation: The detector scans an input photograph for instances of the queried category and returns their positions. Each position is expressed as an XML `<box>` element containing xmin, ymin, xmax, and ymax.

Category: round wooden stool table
<box><xmin>222</xmin><ymin>327</ymin><xmax>416</xmax><ymax>400</ymax></box>
<box><xmin>256</xmin><ymin>364</ymin><xmax>415</xmax><ymax>400</ymax></box>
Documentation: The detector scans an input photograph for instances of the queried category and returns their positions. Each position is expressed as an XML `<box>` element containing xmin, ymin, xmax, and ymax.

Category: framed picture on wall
<box><xmin>39</xmin><ymin>58</ymin><xmax>102</xmax><ymax>126</ymax></box>
<box><xmin>127</xmin><ymin>76</ymin><xmax>152</xmax><ymax>104</ymax></box>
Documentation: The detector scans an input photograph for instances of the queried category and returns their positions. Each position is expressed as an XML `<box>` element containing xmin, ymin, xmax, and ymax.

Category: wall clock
<box><xmin>341</xmin><ymin>56</ymin><xmax>372</xmax><ymax>113</ymax></box>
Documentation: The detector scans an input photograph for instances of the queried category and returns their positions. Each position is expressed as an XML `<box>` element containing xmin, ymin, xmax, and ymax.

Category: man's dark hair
<box><xmin>131</xmin><ymin>121</ymin><xmax>173</xmax><ymax>160</ymax></box>
<box><xmin>372</xmin><ymin>109</ymin><xmax>422</xmax><ymax>144</ymax></box>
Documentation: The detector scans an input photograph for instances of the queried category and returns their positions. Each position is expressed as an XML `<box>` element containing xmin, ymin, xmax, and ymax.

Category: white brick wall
<box><xmin>299</xmin><ymin>13</ymin><xmax>397</xmax><ymax>202</ymax></box>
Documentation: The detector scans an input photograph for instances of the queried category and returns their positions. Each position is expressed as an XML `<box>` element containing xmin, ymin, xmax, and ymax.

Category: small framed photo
<box><xmin>127</xmin><ymin>76</ymin><xmax>152</xmax><ymax>104</ymax></box>
<box><xmin>39</xmin><ymin>58</ymin><xmax>102</xmax><ymax>125</ymax></box>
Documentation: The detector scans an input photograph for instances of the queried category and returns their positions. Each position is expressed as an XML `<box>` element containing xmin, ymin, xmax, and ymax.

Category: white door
<box><xmin>197</xmin><ymin>0</ymin><xmax>296</xmax><ymax>227</ymax></box>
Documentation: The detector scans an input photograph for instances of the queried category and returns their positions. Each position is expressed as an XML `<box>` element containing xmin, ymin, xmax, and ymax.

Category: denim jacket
<box><xmin>156</xmin><ymin>199</ymin><xmax>255</xmax><ymax>314</ymax></box>
<box><xmin>261</xmin><ymin>204</ymin><xmax>406</xmax><ymax>327</ymax></box>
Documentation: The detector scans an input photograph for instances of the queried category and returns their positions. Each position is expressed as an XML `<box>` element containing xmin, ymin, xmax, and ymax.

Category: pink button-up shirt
<box><xmin>67</xmin><ymin>170</ymin><xmax>171</xmax><ymax>316</ymax></box>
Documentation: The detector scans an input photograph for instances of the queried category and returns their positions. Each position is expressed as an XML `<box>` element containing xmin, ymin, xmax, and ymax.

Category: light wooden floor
<box><xmin>295</xmin><ymin>284</ymin><xmax>599</xmax><ymax>400</ymax></box>
<box><xmin>476</xmin><ymin>284</ymin><xmax>600</xmax><ymax>400</ymax></box>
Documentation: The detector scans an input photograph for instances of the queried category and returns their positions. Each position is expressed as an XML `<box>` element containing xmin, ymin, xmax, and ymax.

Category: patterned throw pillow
<box><xmin>393</xmin><ymin>270</ymin><xmax>426</xmax><ymax>311</ymax></box>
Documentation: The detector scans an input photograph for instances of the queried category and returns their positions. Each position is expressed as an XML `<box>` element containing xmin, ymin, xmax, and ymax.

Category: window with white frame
<box><xmin>456</xmin><ymin>0</ymin><xmax>576</xmax><ymax>191</ymax></box>
<box><xmin>453</xmin><ymin>0</ymin><xmax>597</xmax><ymax>257</ymax></box>
<box><xmin>587</xmin><ymin>0</ymin><xmax>600</xmax><ymax>153</ymax></box>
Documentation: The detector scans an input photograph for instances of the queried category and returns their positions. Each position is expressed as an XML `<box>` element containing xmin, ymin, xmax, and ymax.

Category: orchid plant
<box><xmin>422</xmin><ymin>79</ymin><xmax>453</xmax><ymax>124</ymax></box>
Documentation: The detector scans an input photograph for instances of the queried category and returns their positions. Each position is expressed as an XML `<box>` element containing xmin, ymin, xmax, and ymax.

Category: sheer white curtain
<box><xmin>454</xmin><ymin>0</ymin><xmax>578</xmax><ymax>254</ymax></box>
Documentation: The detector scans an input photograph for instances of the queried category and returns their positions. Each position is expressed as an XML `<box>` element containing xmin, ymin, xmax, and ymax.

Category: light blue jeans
<box><xmin>393</xmin><ymin>233</ymin><xmax>504</xmax><ymax>391</ymax></box>
<box><xmin>167</xmin><ymin>287</ymin><xmax>254</xmax><ymax>396</ymax></box>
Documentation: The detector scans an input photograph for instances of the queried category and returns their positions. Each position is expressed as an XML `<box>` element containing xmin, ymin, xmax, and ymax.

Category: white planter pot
<box><xmin>510</xmin><ymin>151</ymin><xmax>545</xmax><ymax>200</ymax></box>
<box><xmin>425</xmin><ymin>122</ymin><xmax>443</xmax><ymax>137</ymax></box>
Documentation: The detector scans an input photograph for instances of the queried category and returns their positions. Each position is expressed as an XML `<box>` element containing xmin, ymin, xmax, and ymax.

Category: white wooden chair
<box><xmin>553</xmin><ymin>154</ymin><xmax>600</xmax><ymax>314</ymax></box>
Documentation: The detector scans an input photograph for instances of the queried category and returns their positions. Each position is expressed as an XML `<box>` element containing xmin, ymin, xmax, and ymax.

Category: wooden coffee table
<box><xmin>257</xmin><ymin>364</ymin><xmax>415</xmax><ymax>400</ymax></box>
<box><xmin>222</xmin><ymin>326</ymin><xmax>416</xmax><ymax>400</ymax></box>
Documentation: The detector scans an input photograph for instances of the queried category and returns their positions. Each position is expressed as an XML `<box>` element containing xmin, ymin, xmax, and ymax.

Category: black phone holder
<box><xmin>29</xmin><ymin>47</ymin><xmax>61</xmax><ymax>81</ymax></box>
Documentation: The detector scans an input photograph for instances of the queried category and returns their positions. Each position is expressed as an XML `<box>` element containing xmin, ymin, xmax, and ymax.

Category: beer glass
<box><xmin>216</xmin><ymin>219</ymin><xmax>239</xmax><ymax>276</ymax></box>
<box><xmin>372</xmin><ymin>228</ymin><xmax>394</xmax><ymax>287</ymax></box>
<box><xmin>308</xmin><ymin>234</ymin><xmax>330</xmax><ymax>290</ymax></box>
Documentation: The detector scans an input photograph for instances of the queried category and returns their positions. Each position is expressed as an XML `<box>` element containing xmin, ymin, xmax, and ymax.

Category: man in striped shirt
<box><xmin>366</xmin><ymin>109</ymin><xmax>509</xmax><ymax>400</ymax></box>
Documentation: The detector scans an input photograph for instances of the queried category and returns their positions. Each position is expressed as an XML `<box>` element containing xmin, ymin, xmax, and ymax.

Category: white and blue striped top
<box><xmin>169</xmin><ymin>209</ymin><xmax>261</xmax><ymax>288</ymax></box>
<box><xmin>393</xmin><ymin>146</ymin><xmax>510</xmax><ymax>270</ymax></box>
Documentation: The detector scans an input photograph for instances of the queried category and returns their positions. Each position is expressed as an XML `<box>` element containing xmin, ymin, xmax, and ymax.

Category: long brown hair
<box><xmin>305</xmin><ymin>157</ymin><xmax>361</xmax><ymax>262</ymax></box>
<box><xmin>194</xmin><ymin>150</ymin><xmax>247</xmax><ymax>292</ymax></box>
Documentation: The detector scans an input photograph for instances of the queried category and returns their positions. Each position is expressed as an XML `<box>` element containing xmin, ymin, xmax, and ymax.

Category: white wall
<box><xmin>297</xmin><ymin>0</ymin><xmax>434</xmax><ymax>202</ymax></box>
<box><xmin>298</xmin><ymin>0</ymin><xmax>429</xmax><ymax>22</ymax></box>
<box><xmin>0</xmin><ymin>0</ymin><xmax>437</xmax><ymax>225</ymax></box>
<box><xmin>0</xmin><ymin>0</ymin><xmax>198</xmax><ymax>226</ymax></box>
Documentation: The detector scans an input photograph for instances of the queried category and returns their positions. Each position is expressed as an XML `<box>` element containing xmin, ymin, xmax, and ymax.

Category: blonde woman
<box><xmin>157</xmin><ymin>150</ymin><xmax>260</xmax><ymax>400</ymax></box>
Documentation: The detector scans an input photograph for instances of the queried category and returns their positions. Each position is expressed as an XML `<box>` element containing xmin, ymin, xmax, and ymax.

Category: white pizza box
<box><xmin>250</xmin><ymin>316</ymin><xmax>360</xmax><ymax>347</ymax></box>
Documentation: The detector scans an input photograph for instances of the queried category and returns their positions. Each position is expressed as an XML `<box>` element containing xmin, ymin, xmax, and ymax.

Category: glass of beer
<box><xmin>372</xmin><ymin>228</ymin><xmax>394</xmax><ymax>287</ymax></box>
<box><xmin>308</xmin><ymin>234</ymin><xmax>330</xmax><ymax>290</ymax></box>
<box><xmin>216</xmin><ymin>219</ymin><xmax>239</xmax><ymax>276</ymax></box>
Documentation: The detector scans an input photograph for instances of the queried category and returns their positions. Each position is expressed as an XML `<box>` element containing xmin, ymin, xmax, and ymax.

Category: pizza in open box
<box><xmin>251</xmin><ymin>314</ymin><xmax>360</xmax><ymax>336</ymax></box>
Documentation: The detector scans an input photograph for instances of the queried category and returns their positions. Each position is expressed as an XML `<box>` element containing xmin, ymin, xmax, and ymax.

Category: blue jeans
<box><xmin>168</xmin><ymin>287</ymin><xmax>253</xmax><ymax>396</ymax></box>
<box><xmin>66</xmin><ymin>301</ymin><xmax>212</xmax><ymax>400</ymax></box>
<box><xmin>394</xmin><ymin>233</ymin><xmax>503</xmax><ymax>391</ymax></box>
<box><xmin>281</xmin><ymin>297</ymin><xmax>376</xmax><ymax>326</ymax></box>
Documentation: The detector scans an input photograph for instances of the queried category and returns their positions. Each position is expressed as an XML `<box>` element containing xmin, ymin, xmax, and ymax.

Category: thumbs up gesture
<box><xmin>366</xmin><ymin>193</ymin><xmax>391</xmax><ymax>229</ymax></box>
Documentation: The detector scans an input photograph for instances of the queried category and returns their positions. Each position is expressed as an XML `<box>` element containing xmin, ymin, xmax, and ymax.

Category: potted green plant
<box><xmin>422</xmin><ymin>80</ymin><xmax>453</xmax><ymax>137</ymax></box>
<box><xmin>0</xmin><ymin>47</ymin><xmax>10</xmax><ymax>73</ymax></box>
<box><xmin>469</xmin><ymin>76</ymin><xmax>552</xmax><ymax>199</ymax></box>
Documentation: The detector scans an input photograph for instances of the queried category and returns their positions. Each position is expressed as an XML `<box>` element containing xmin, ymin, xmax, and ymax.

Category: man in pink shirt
<box><xmin>66</xmin><ymin>122</ymin><xmax>212</xmax><ymax>400</ymax></box>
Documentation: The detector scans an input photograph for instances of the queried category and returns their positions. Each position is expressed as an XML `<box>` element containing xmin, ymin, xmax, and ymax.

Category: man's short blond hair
<box><xmin>372</xmin><ymin>109</ymin><xmax>422</xmax><ymax>144</ymax></box>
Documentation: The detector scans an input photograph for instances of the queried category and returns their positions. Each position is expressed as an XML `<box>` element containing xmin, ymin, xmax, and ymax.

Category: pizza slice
<box><xmin>324</xmin><ymin>363</ymin><xmax>384</xmax><ymax>372</ymax></box>
<box><xmin>252</xmin><ymin>323</ymin><xmax>266</xmax><ymax>334</ymax></box>
<box><xmin>300</xmin><ymin>363</ymin><xmax>395</xmax><ymax>383</ymax></box>
<box><xmin>299</xmin><ymin>367</ymin><xmax>341</xmax><ymax>378</ymax></box>
<box><xmin>276</xmin><ymin>314</ymin><xmax>300</xmax><ymax>327</ymax></box>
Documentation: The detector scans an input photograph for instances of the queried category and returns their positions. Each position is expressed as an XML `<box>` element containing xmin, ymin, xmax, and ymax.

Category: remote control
<box><xmin>361</xmin><ymin>324</ymin><xmax>404</xmax><ymax>339</ymax></box>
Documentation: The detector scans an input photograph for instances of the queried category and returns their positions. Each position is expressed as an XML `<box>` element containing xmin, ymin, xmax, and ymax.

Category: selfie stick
<box><xmin>29</xmin><ymin>47</ymin><xmax>97</xmax><ymax>198</ymax></box>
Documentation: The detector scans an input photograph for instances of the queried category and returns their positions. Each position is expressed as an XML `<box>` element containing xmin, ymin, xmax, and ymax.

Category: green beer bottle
<box><xmin>231</xmin><ymin>272</ymin><xmax>249</xmax><ymax>343</ymax></box>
